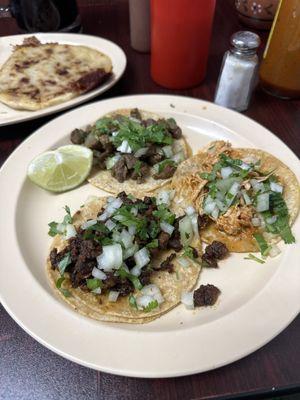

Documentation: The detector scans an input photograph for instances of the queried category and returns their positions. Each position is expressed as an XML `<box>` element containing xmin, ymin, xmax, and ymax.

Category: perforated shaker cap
<box><xmin>230</xmin><ymin>31</ymin><xmax>261</xmax><ymax>55</ymax></box>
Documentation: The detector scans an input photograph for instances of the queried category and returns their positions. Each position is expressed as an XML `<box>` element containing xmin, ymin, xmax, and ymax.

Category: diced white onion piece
<box><xmin>211</xmin><ymin>206</ymin><xmax>219</xmax><ymax>220</ymax></box>
<box><xmin>134</xmin><ymin>247</ymin><xmax>150</xmax><ymax>268</ymax></box>
<box><xmin>221</xmin><ymin>166</ymin><xmax>233</xmax><ymax>179</ymax></box>
<box><xmin>92</xmin><ymin>267</ymin><xmax>107</xmax><ymax>280</ymax></box>
<box><xmin>84</xmin><ymin>195</ymin><xmax>98</xmax><ymax>205</ymax></box>
<box><xmin>181</xmin><ymin>292</ymin><xmax>194</xmax><ymax>310</ymax></box>
<box><xmin>141</xmin><ymin>284</ymin><xmax>164</xmax><ymax>304</ymax></box>
<box><xmin>105</xmin><ymin>154</ymin><xmax>121</xmax><ymax>170</ymax></box>
<box><xmin>179</xmin><ymin>215</ymin><xmax>193</xmax><ymax>246</ymax></box>
<box><xmin>172</xmin><ymin>151</ymin><xmax>185</xmax><ymax>164</ymax></box>
<box><xmin>111</xmin><ymin>131</ymin><xmax>119</xmax><ymax>137</ymax></box>
<box><xmin>266</xmin><ymin>215</ymin><xmax>277</xmax><ymax>224</ymax></box>
<box><xmin>131</xmin><ymin>265</ymin><xmax>142</xmax><ymax>277</ymax></box>
<box><xmin>256</xmin><ymin>193</ymin><xmax>270</xmax><ymax>212</ymax></box>
<box><xmin>156</xmin><ymin>190</ymin><xmax>171</xmax><ymax>206</ymax></box>
<box><xmin>129</xmin><ymin>116</ymin><xmax>141</xmax><ymax>123</ymax></box>
<box><xmin>215</xmin><ymin>199</ymin><xmax>226</xmax><ymax>212</ymax></box>
<box><xmin>134</xmin><ymin>147</ymin><xmax>148</xmax><ymax>158</ymax></box>
<box><xmin>96</xmin><ymin>244</ymin><xmax>123</xmax><ymax>272</ymax></box>
<box><xmin>81</xmin><ymin>219</ymin><xmax>97</xmax><ymax>230</ymax></box>
<box><xmin>177</xmin><ymin>257</ymin><xmax>190</xmax><ymax>268</ymax></box>
<box><xmin>185</xmin><ymin>206</ymin><xmax>196</xmax><ymax>216</ymax></box>
<box><xmin>242</xmin><ymin>190</ymin><xmax>252</xmax><ymax>205</ymax></box>
<box><xmin>128</xmin><ymin>225</ymin><xmax>136</xmax><ymax>235</ymax></box>
<box><xmin>120</xmin><ymin>229</ymin><xmax>134</xmax><ymax>248</ymax></box>
<box><xmin>107</xmin><ymin>196</ymin><xmax>115</xmax><ymax>203</ymax></box>
<box><xmin>123</xmin><ymin>243</ymin><xmax>139</xmax><ymax>259</ymax></box>
<box><xmin>112</xmin><ymin>230</ymin><xmax>121</xmax><ymax>243</ymax></box>
<box><xmin>65</xmin><ymin>224</ymin><xmax>76</xmax><ymax>239</ymax></box>
<box><xmin>108</xmin><ymin>290</ymin><xmax>119</xmax><ymax>302</ymax></box>
<box><xmin>92</xmin><ymin>287</ymin><xmax>102</xmax><ymax>294</ymax></box>
<box><xmin>228</xmin><ymin>181</ymin><xmax>240</xmax><ymax>196</ymax></box>
<box><xmin>162</xmin><ymin>145</ymin><xmax>173</xmax><ymax>158</ymax></box>
<box><xmin>117</xmin><ymin>140</ymin><xmax>132</xmax><ymax>153</ymax></box>
<box><xmin>270</xmin><ymin>182</ymin><xmax>283</xmax><ymax>193</ymax></box>
<box><xmin>160</xmin><ymin>221</ymin><xmax>175</xmax><ymax>235</ymax></box>
<box><xmin>243</xmin><ymin>156</ymin><xmax>258</xmax><ymax>165</ymax></box>
<box><xmin>259</xmin><ymin>214</ymin><xmax>266</xmax><ymax>228</ymax></box>
<box><xmin>130</xmin><ymin>207</ymin><xmax>138</xmax><ymax>216</ymax></box>
<box><xmin>216</xmin><ymin>177</ymin><xmax>241</xmax><ymax>193</ymax></box>
<box><xmin>251</xmin><ymin>217</ymin><xmax>261</xmax><ymax>227</ymax></box>
<box><xmin>98</xmin><ymin>197</ymin><xmax>123</xmax><ymax>220</ymax></box>
<box><xmin>56</xmin><ymin>223</ymin><xmax>65</xmax><ymax>234</ymax></box>
<box><xmin>136</xmin><ymin>295</ymin><xmax>158</xmax><ymax>311</ymax></box>
<box><xmin>190</xmin><ymin>214</ymin><xmax>199</xmax><ymax>238</ymax></box>
<box><xmin>105</xmin><ymin>219</ymin><xmax>116</xmax><ymax>231</ymax></box>
<box><xmin>250</xmin><ymin>179</ymin><xmax>265</xmax><ymax>193</ymax></box>
<box><xmin>240</xmin><ymin>162</ymin><xmax>251</xmax><ymax>170</ymax></box>
<box><xmin>268</xmin><ymin>244</ymin><xmax>281</xmax><ymax>258</ymax></box>
<box><xmin>204</xmin><ymin>200</ymin><xmax>217</xmax><ymax>214</ymax></box>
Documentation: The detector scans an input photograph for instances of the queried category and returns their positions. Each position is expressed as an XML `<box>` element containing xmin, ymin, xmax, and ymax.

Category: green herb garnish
<box><xmin>58</xmin><ymin>252</ymin><xmax>72</xmax><ymax>275</ymax></box>
<box><xmin>253</xmin><ymin>233</ymin><xmax>270</xmax><ymax>256</ymax></box>
<box><xmin>144</xmin><ymin>299</ymin><xmax>159</xmax><ymax>312</ymax></box>
<box><xmin>146</xmin><ymin>239</ymin><xmax>159</xmax><ymax>249</ymax></box>
<box><xmin>86</xmin><ymin>278</ymin><xmax>102</xmax><ymax>290</ymax></box>
<box><xmin>63</xmin><ymin>206</ymin><xmax>73</xmax><ymax>224</ymax></box>
<box><xmin>129</xmin><ymin>294</ymin><xmax>138</xmax><ymax>309</ymax></box>
<box><xmin>244</xmin><ymin>254</ymin><xmax>265</xmax><ymax>264</ymax></box>
<box><xmin>48</xmin><ymin>221</ymin><xmax>60</xmax><ymax>237</ymax></box>
<box><xmin>113</xmin><ymin>206</ymin><xmax>148</xmax><ymax>240</ymax></box>
<box><xmin>153</xmin><ymin>204</ymin><xmax>175</xmax><ymax>225</ymax></box>
<box><xmin>134</xmin><ymin>160</ymin><xmax>142</xmax><ymax>176</ymax></box>
<box><xmin>117</xmin><ymin>267</ymin><xmax>143</xmax><ymax>290</ymax></box>
<box><xmin>56</xmin><ymin>277</ymin><xmax>71</xmax><ymax>297</ymax></box>
<box><xmin>157</xmin><ymin>159</ymin><xmax>176</xmax><ymax>173</ymax></box>
<box><xmin>183</xmin><ymin>246</ymin><xmax>195</xmax><ymax>259</ymax></box>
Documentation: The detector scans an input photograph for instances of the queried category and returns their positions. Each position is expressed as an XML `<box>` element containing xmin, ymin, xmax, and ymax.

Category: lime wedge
<box><xmin>27</xmin><ymin>145</ymin><xmax>93</xmax><ymax>192</ymax></box>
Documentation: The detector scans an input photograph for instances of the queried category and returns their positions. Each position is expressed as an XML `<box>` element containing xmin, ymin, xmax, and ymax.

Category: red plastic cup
<box><xmin>151</xmin><ymin>0</ymin><xmax>216</xmax><ymax>89</ymax></box>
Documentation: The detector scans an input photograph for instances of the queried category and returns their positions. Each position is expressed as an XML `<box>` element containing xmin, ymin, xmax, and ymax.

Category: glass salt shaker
<box><xmin>214</xmin><ymin>31</ymin><xmax>260</xmax><ymax>112</ymax></box>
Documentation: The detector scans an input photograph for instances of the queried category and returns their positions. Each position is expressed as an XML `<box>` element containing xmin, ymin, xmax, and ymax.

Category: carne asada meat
<box><xmin>205</xmin><ymin>241</ymin><xmax>229</xmax><ymax>260</ymax></box>
<box><xmin>193</xmin><ymin>284</ymin><xmax>221</xmax><ymax>307</ymax></box>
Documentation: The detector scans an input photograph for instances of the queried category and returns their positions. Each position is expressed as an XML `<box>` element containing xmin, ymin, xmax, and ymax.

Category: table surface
<box><xmin>0</xmin><ymin>1</ymin><xmax>299</xmax><ymax>399</ymax></box>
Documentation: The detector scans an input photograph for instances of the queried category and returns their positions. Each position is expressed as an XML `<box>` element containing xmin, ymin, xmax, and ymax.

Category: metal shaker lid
<box><xmin>230</xmin><ymin>31</ymin><xmax>261</xmax><ymax>54</ymax></box>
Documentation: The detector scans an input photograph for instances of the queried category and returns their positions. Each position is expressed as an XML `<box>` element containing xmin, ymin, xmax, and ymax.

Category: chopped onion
<box><xmin>266</xmin><ymin>215</ymin><xmax>277</xmax><ymax>224</ymax></box>
<box><xmin>211</xmin><ymin>206</ymin><xmax>219</xmax><ymax>219</ymax></box>
<box><xmin>162</xmin><ymin>145</ymin><xmax>173</xmax><ymax>158</ymax></box>
<box><xmin>179</xmin><ymin>215</ymin><xmax>193</xmax><ymax>246</ymax></box>
<box><xmin>111</xmin><ymin>131</ymin><xmax>119</xmax><ymax>137</ymax></box>
<box><xmin>215</xmin><ymin>199</ymin><xmax>226</xmax><ymax>212</ymax></box>
<box><xmin>123</xmin><ymin>243</ymin><xmax>139</xmax><ymax>259</ymax></box>
<box><xmin>141</xmin><ymin>284</ymin><xmax>164</xmax><ymax>304</ymax></box>
<box><xmin>98</xmin><ymin>197</ymin><xmax>123</xmax><ymax>220</ymax></box>
<box><xmin>251</xmin><ymin>217</ymin><xmax>261</xmax><ymax>227</ymax></box>
<box><xmin>185</xmin><ymin>206</ymin><xmax>196</xmax><ymax>216</ymax></box>
<box><xmin>92</xmin><ymin>287</ymin><xmax>102</xmax><ymax>294</ymax></box>
<box><xmin>105</xmin><ymin>219</ymin><xmax>116</xmax><ymax>231</ymax></box>
<box><xmin>108</xmin><ymin>290</ymin><xmax>119</xmax><ymax>302</ymax></box>
<box><xmin>107</xmin><ymin>196</ymin><xmax>115</xmax><ymax>203</ymax></box>
<box><xmin>105</xmin><ymin>154</ymin><xmax>121</xmax><ymax>170</ymax></box>
<box><xmin>134</xmin><ymin>247</ymin><xmax>150</xmax><ymax>268</ymax></box>
<box><xmin>172</xmin><ymin>151</ymin><xmax>185</xmax><ymax>164</ymax></box>
<box><xmin>130</xmin><ymin>207</ymin><xmax>138</xmax><ymax>216</ymax></box>
<box><xmin>134</xmin><ymin>147</ymin><xmax>148</xmax><ymax>158</ymax></box>
<box><xmin>243</xmin><ymin>156</ymin><xmax>258</xmax><ymax>165</ymax></box>
<box><xmin>240</xmin><ymin>162</ymin><xmax>251</xmax><ymax>170</ymax></box>
<box><xmin>117</xmin><ymin>140</ymin><xmax>132</xmax><ymax>153</ymax></box>
<box><xmin>190</xmin><ymin>214</ymin><xmax>199</xmax><ymax>237</ymax></box>
<box><xmin>204</xmin><ymin>200</ymin><xmax>217</xmax><ymax>214</ymax></box>
<box><xmin>228</xmin><ymin>181</ymin><xmax>240</xmax><ymax>196</ymax></box>
<box><xmin>128</xmin><ymin>225</ymin><xmax>136</xmax><ymax>235</ymax></box>
<box><xmin>270</xmin><ymin>182</ymin><xmax>283</xmax><ymax>193</ymax></box>
<box><xmin>160</xmin><ymin>221</ymin><xmax>175</xmax><ymax>235</ymax></box>
<box><xmin>92</xmin><ymin>267</ymin><xmax>107</xmax><ymax>280</ymax></box>
<box><xmin>96</xmin><ymin>244</ymin><xmax>123</xmax><ymax>271</ymax></box>
<box><xmin>256</xmin><ymin>193</ymin><xmax>269</xmax><ymax>212</ymax></box>
<box><xmin>181</xmin><ymin>292</ymin><xmax>194</xmax><ymax>310</ymax></box>
<box><xmin>136</xmin><ymin>295</ymin><xmax>157</xmax><ymax>310</ymax></box>
<box><xmin>156</xmin><ymin>190</ymin><xmax>171</xmax><ymax>206</ymax></box>
<box><xmin>216</xmin><ymin>177</ymin><xmax>241</xmax><ymax>193</ymax></box>
<box><xmin>56</xmin><ymin>223</ymin><xmax>65</xmax><ymax>234</ymax></box>
<box><xmin>120</xmin><ymin>229</ymin><xmax>134</xmax><ymax>248</ymax></box>
<box><xmin>130</xmin><ymin>265</ymin><xmax>142</xmax><ymax>277</ymax></box>
<box><xmin>250</xmin><ymin>179</ymin><xmax>265</xmax><ymax>193</ymax></box>
<box><xmin>65</xmin><ymin>224</ymin><xmax>76</xmax><ymax>239</ymax></box>
<box><xmin>177</xmin><ymin>257</ymin><xmax>190</xmax><ymax>268</ymax></box>
<box><xmin>112</xmin><ymin>230</ymin><xmax>121</xmax><ymax>243</ymax></box>
<box><xmin>221</xmin><ymin>166</ymin><xmax>233</xmax><ymax>179</ymax></box>
<box><xmin>242</xmin><ymin>190</ymin><xmax>252</xmax><ymax>205</ymax></box>
<box><xmin>81</xmin><ymin>219</ymin><xmax>97</xmax><ymax>230</ymax></box>
<box><xmin>268</xmin><ymin>244</ymin><xmax>281</xmax><ymax>258</ymax></box>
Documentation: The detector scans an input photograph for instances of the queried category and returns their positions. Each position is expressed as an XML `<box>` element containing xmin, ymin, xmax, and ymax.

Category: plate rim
<box><xmin>0</xmin><ymin>32</ymin><xmax>127</xmax><ymax>127</ymax></box>
<box><xmin>0</xmin><ymin>94</ymin><xmax>299</xmax><ymax>378</ymax></box>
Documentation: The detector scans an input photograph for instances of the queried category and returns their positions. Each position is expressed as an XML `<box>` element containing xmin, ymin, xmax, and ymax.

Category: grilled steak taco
<box><xmin>172</xmin><ymin>141</ymin><xmax>300</xmax><ymax>253</ymax></box>
<box><xmin>47</xmin><ymin>191</ymin><xmax>201</xmax><ymax>323</ymax></box>
<box><xmin>70</xmin><ymin>108</ymin><xmax>191</xmax><ymax>196</ymax></box>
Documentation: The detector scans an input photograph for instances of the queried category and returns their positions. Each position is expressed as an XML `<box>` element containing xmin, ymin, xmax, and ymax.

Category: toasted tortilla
<box><xmin>88</xmin><ymin>109</ymin><xmax>191</xmax><ymax>196</ymax></box>
<box><xmin>47</xmin><ymin>196</ymin><xmax>201</xmax><ymax>323</ymax></box>
<box><xmin>0</xmin><ymin>37</ymin><xmax>112</xmax><ymax>111</ymax></box>
<box><xmin>172</xmin><ymin>141</ymin><xmax>300</xmax><ymax>252</ymax></box>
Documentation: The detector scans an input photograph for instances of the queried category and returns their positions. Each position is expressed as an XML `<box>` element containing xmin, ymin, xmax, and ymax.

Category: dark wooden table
<box><xmin>0</xmin><ymin>1</ymin><xmax>299</xmax><ymax>399</ymax></box>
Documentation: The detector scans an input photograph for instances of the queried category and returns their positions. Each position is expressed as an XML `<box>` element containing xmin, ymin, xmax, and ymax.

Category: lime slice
<box><xmin>27</xmin><ymin>145</ymin><xmax>93</xmax><ymax>192</ymax></box>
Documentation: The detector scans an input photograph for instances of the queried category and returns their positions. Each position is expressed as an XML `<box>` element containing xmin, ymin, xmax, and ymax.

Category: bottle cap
<box><xmin>230</xmin><ymin>31</ymin><xmax>261</xmax><ymax>55</ymax></box>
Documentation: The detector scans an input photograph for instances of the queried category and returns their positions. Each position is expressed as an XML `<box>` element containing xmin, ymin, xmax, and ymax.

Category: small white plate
<box><xmin>0</xmin><ymin>33</ymin><xmax>126</xmax><ymax>126</ymax></box>
<box><xmin>0</xmin><ymin>95</ymin><xmax>299</xmax><ymax>378</ymax></box>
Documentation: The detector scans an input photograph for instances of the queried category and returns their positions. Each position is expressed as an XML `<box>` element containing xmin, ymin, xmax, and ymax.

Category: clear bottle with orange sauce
<box><xmin>259</xmin><ymin>0</ymin><xmax>300</xmax><ymax>99</ymax></box>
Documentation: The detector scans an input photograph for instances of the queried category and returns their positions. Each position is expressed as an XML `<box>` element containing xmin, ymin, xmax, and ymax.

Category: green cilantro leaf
<box><xmin>149</xmin><ymin>220</ymin><xmax>160</xmax><ymax>239</ymax></box>
<box><xmin>56</xmin><ymin>277</ymin><xmax>71</xmax><ymax>297</ymax></box>
<box><xmin>157</xmin><ymin>159</ymin><xmax>176</xmax><ymax>173</ymax></box>
<box><xmin>143</xmin><ymin>299</ymin><xmax>159</xmax><ymax>312</ymax></box>
<box><xmin>58</xmin><ymin>252</ymin><xmax>71</xmax><ymax>275</ymax></box>
<box><xmin>129</xmin><ymin>294</ymin><xmax>138</xmax><ymax>309</ymax></box>
<box><xmin>146</xmin><ymin>239</ymin><xmax>159</xmax><ymax>249</ymax></box>
<box><xmin>253</xmin><ymin>233</ymin><xmax>270</xmax><ymax>256</ymax></box>
<box><xmin>63</xmin><ymin>205</ymin><xmax>73</xmax><ymax>224</ymax></box>
<box><xmin>183</xmin><ymin>246</ymin><xmax>195</xmax><ymax>259</ymax></box>
<box><xmin>48</xmin><ymin>221</ymin><xmax>59</xmax><ymax>237</ymax></box>
<box><xmin>117</xmin><ymin>267</ymin><xmax>143</xmax><ymax>290</ymax></box>
<box><xmin>153</xmin><ymin>204</ymin><xmax>175</xmax><ymax>225</ymax></box>
<box><xmin>113</xmin><ymin>206</ymin><xmax>148</xmax><ymax>240</ymax></box>
<box><xmin>244</xmin><ymin>254</ymin><xmax>265</xmax><ymax>264</ymax></box>
<box><xmin>134</xmin><ymin>160</ymin><xmax>142</xmax><ymax>176</ymax></box>
<box><xmin>86</xmin><ymin>278</ymin><xmax>102</xmax><ymax>290</ymax></box>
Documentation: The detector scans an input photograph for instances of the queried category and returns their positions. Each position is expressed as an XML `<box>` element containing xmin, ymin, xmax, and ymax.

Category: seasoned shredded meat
<box><xmin>198</xmin><ymin>214</ymin><xmax>209</xmax><ymax>230</ymax></box>
<box><xmin>193</xmin><ymin>284</ymin><xmax>221</xmax><ymax>307</ymax></box>
<box><xmin>216</xmin><ymin>205</ymin><xmax>254</xmax><ymax>236</ymax></box>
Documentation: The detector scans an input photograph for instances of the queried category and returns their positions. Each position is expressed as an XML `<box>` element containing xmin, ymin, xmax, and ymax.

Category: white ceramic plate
<box><xmin>0</xmin><ymin>95</ymin><xmax>299</xmax><ymax>378</ymax></box>
<box><xmin>0</xmin><ymin>33</ymin><xmax>126</xmax><ymax>126</ymax></box>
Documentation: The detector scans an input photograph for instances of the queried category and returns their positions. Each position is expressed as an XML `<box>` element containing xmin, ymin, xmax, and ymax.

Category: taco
<box><xmin>172</xmin><ymin>141</ymin><xmax>300</xmax><ymax>253</ymax></box>
<box><xmin>46</xmin><ymin>191</ymin><xmax>201</xmax><ymax>323</ymax></box>
<box><xmin>70</xmin><ymin>108</ymin><xmax>191</xmax><ymax>196</ymax></box>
